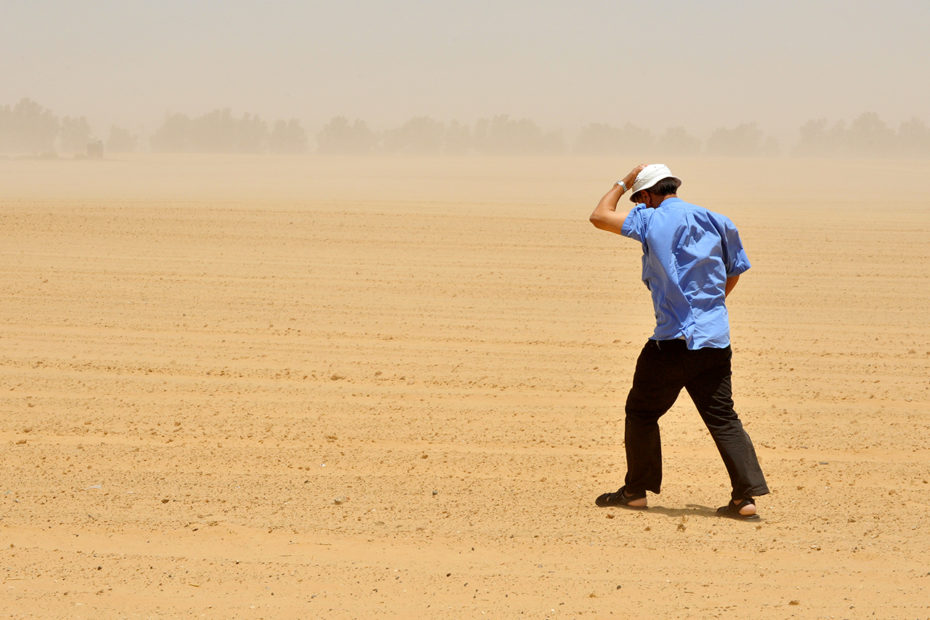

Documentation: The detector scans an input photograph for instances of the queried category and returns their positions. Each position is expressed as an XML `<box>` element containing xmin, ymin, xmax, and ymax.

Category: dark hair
<box><xmin>647</xmin><ymin>177</ymin><xmax>681</xmax><ymax>197</ymax></box>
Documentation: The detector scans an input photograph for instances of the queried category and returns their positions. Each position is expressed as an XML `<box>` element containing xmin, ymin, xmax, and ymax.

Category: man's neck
<box><xmin>647</xmin><ymin>193</ymin><xmax>677</xmax><ymax>208</ymax></box>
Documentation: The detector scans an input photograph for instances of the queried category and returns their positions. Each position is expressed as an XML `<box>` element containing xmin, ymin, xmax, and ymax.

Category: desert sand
<box><xmin>1</xmin><ymin>154</ymin><xmax>929</xmax><ymax>618</ymax></box>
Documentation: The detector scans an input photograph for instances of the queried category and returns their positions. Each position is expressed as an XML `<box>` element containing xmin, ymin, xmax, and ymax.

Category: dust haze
<box><xmin>4</xmin><ymin>2</ymin><xmax>930</xmax><ymax>617</ymax></box>
<box><xmin>2</xmin><ymin>1</ymin><xmax>929</xmax><ymax>158</ymax></box>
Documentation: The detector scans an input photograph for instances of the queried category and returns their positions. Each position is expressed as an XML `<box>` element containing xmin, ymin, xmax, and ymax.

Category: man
<box><xmin>589</xmin><ymin>163</ymin><xmax>768</xmax><ymax>520</ymax></box>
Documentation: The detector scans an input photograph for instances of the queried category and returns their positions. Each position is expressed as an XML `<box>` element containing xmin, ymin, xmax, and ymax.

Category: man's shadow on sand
<box><xmin>639</xmin><ymin>504</ymin><xmax>720</xmax><ymax>519</ymax></box>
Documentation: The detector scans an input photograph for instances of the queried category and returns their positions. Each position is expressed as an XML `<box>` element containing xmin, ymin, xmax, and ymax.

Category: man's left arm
<box><xmin>721</xmin><ymin>217</ymin><xmax>751</xmax><ymax>297</ymax></box>
<box><xmin>725</xmin><ymin>274</ymin><xmax>739</xmax><ymax>298</ymax></box>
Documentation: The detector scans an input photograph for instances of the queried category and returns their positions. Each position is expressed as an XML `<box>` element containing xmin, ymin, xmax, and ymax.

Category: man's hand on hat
<box><xmin>618</xmin><ymin>164</ymin><xmax>646</xmax><ymax>193</ymax></box>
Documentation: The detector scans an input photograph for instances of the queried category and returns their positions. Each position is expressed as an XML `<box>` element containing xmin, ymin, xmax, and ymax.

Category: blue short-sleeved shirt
<box><xmin>621</xmin><ymin>197</ymin><xmax>751</xmax><ymax>349</ymax></box>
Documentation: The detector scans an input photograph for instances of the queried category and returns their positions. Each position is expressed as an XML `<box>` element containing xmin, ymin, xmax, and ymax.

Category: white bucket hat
<box><xmin>630</xmin><ymin>163</ymin><xmax>679</xmax><ymax>195</ymax></box>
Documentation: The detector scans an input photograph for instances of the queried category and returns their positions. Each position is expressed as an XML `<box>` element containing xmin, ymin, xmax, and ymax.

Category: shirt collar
<box><xmin>658</xmin><ymin>197</ymin><xmax>683</xmax><ymax>208</ymax></box>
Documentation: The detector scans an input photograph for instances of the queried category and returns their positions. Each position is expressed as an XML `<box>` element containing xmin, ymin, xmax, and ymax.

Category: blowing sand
<box><xmin>1</xmin><ymin>155</ymin><xmax>929</xmax><ymax>617</ymax></box>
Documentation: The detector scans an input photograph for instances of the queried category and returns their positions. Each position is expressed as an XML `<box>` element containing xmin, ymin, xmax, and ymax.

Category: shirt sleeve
<box><xmin>721</xmin><ymin>217</ymin><xmax>751</xmax><ymax>276</ymax></box>
<box><xmin>621</xmin><ymin>204</ymin><xmax>649</xmax><ymax>241</ymax></box>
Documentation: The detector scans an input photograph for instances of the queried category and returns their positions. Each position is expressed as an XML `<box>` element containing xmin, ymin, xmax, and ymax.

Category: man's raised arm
<box><xmin>589</xmin><ymin>164</ymin><xmax>645</xmax><ymax>235</ymax></box>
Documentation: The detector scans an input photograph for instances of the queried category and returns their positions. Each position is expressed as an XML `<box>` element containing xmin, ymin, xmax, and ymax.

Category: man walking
<box><xmin>589</xmin><ymin>164</ymin><xmax>768</xmax><ymax>520</ymax></box>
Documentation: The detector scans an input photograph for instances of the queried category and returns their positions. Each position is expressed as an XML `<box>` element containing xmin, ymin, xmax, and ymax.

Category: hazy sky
<box><xmin>3</xmin><ymin>0</ymin><xmax>929</xmax><ymax>137</ymax></box>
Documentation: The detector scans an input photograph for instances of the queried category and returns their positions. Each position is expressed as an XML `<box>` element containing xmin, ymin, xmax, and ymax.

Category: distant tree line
<box><xmin>3</xmin><ymin>97</ymin><xmax>930</xmax><ymax>158</ymax></box>
<box><xmin>794</xmin><ymin>112</ymin><xmax>930</xmax><ymax>157</ymax></box>
<box><xmin>317</xmin><ymin>115</ymin><xmax>768</xmax><ymax>156</ymax></box>
<box><xmin>0</xmin><ymin>98</ymin><xmax>136</xmax><ymax>156</ymax></box>
<box><xmin>316</xmin><ymin>113</ymin><xmax>930</xmax><ymax>158</ymax></box>
<box><xmin>150</xmin><ymin>109</ymin><xmax>307</xmax><ymax>154</ymax></box>
<box><xmin>0</xmin><ymin>98</ymin><xmax>306</xmax><ymax>156</ymax></box>
<box><xmin>318</xmin><ymin>115</ymin><xmax>565</xmax><ymax>155</ymax></box>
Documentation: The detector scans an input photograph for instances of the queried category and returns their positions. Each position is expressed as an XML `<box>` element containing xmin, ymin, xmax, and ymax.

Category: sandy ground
<box><xmin>1</xmin><ymin>155</ymin><xmax>929</xmax><ymax>618</ymax></box>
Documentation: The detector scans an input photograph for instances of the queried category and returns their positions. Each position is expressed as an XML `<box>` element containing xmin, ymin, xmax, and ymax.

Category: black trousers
<box><xmin>623</xmin><ymin>339</ymin><xmax>769</xmax><ymax>500</ymax></box>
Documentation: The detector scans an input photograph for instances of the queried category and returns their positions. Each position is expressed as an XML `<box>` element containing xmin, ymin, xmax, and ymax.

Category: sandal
<box><xmin>716</xmin><ymin>498</ymin><xmax>760</xmax><ymax>521</ymax></box>
<box><xmin>595</xmin><ymin>486</ymin><xmax>647</xmax><ymax>509</ymax></box>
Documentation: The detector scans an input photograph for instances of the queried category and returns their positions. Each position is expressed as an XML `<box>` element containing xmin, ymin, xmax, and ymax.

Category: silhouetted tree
<box><xmin>191</xmin><ymin>109</ymin><xmax>233</xmax><ymax>151</ymax></box>
<box><xmin>706</xmin><ymin>122</ymin><xmax>776</xmax><ymax>156</ymax></box>
<box><xmin>0</xmin><ymin>98</ymin><xmax>59</xmax><ymax>154</ymax></box>
<box><xmin>268</xmin><ymin>119</ymin><xmax>308</xmax><ymax>153</ymax></box>
<box><xmin>898</xmin><ymin>117</ymin><xmax>930</xmax><ymax>157</ymax></box>
<box><xmin>383</xmin><ymin>116</ymin><xmax>445</xmax><ymax>155</ymax></box>
<box><xmin>150</xmin><ymin>113</ymin><xmax>193</xmax><ymax>151</ymax></box>
<box><xmin>794</xmin><ymin>118</ymin><xmax>854</xmax><ymax>156</ymax></box>
<box><xmin>150</xmin><ymin>109</ymin><xmax>269</xmax><ymax>153</ymax></box>
<box><xmin>795</xmin><ymin>118</ymin><xmax>830</xmax><ymax>156</ymax></box>
<box><xmin>316</xmin><ymin>116</ymin><xmax>378</xmax><ymax>154</ymax></box>
<box><xmin>574</xmin><ymin>122</ymin><xmax>654</xmax><ymax>155</ymax></box>
<box><xmin>234</xmin><ymin>113</ymin><xmax>267</xmax><ymax>153</ymax></box>
<box><xmin>795</xmin><ymin>113</ymin><xmax>910</xmax><ymax>157</ymax></box>
<box><xmin>443</xmin><ymin>120</ymin><xmax>472</xmax><ymax>155</ymax></box>
<box><xmin>59</xmin><ymin>116</ymin><xmax>92</xmax><ymax>154</ymax></box>
<box><xmin>473</xmin><ymin>115</ymin><xmax>562</xmax><ymax>155</ymax></box>
<box><xmin>657</xmin><ymin>126</ymin><xmax>702</xmax><ymax>156</ymax></box>
<box><xmin>846</xmin><ymin>112</ymin><xmax>896</xmax><ymax>156</ymax></box>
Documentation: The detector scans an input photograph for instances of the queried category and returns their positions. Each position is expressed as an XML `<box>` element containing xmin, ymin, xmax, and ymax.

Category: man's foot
<box><xmin>716</xmin><ymin>498</ymin><xmax>759</xmax><ymax>520</ymax></box>
<box><xmin>595</xmin><ymin>486</ymin><xmax>647</xmax><ymax>509</ymax></box>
